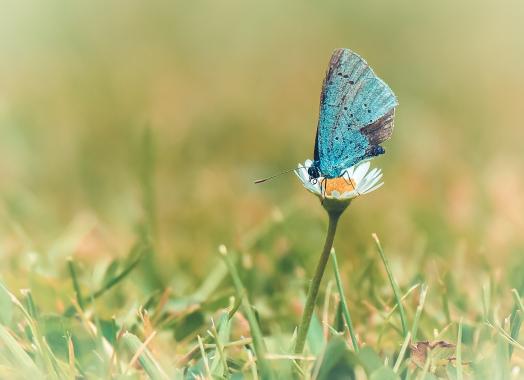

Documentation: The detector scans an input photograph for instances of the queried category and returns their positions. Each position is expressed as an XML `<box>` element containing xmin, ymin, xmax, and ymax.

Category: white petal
<box><xmin>341</xmin><ymin>190</ymin><xmax>358</xmax><ymax>199</ymax></box>
<box><xmin>369</xmin><ymin>169</ymin><xmax>383</xmax><ymax>181</ymax></box>
<box><xmin>363</xmin><ymin>173</ymin><xmax>380</xmax><ymax>189</ymax></box>
<box><xmin>362</xmin><ymin>169</ymin><xmax>382</xmax><ymax>187</ymax></box>
<box><xmin>360</xmin><ymin>178</ymin><xmax>380</xmax><ymax>193</ymax></box>
<box><xmin>298</xmin><ymin>168</ymin><xmax>309</xmax><ymax>183</ymax></box>
<box><xmin>297</xmin><ymin>172</ymin><xmax>307</xmax><ymax>185</ymax></box>
<box><xmin>366</xmin><ymin>168</ymin><xmax>380</xmax><ymax>180</ymax></box>
<box><xmin>303</xmin><ymin>180</ymin><xmax>314</xmax><ymax>191</ymax></box>
<box><xmin>345</xmin><ymin>165</ymin><xmax>356</xmax><ymax>178</ymax></box>
<box><xmin>372</xmin><ymin>172</ymin><xmax>384</xmax><ymax>184</ymax></box>
<box><xmin>362</xmin><ymin>182</ymin><xmax>383</xmax><ymax>194</ymax></box>
<box><xmin>353</xmin><ymin>161</ymin><xmax>370</xmax><ymax>183</ymax></box>
<box><xmin>357</xmin><ymin>166</ymin><xmax>383</xmax><ymax>192</ymax></box>
<box><xmin>309</xmin><ymin>178</ymin><xmax>322</xmax><ymax>194</ymax></box>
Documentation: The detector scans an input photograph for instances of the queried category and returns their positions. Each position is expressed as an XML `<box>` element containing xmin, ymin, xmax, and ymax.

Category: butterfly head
<box><xmin>308</xmin><ymin>162</ymin><xmax>321</xmax><ymax>183</ymax></box>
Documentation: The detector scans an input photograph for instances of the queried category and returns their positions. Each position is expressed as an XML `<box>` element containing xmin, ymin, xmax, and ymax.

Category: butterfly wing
<box><xmin>315</xmin><ymin>48</ymin><xmax>398</xmax><ymax>177</ymax></box>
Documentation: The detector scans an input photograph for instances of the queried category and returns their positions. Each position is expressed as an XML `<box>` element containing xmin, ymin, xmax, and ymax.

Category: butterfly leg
<box><xmin>341</xmin><ymin>170</ymin><xmax>360</xmax><ymax>196</ymax></box>
<box><xmin>341</xmin><ymin>170</ymin><xmax>355</xmax><ymax>189</ymax></box>
<box><xmin>320</xmin><ymin>177</ymin><xmax>327</xmax><ymax>201</ymax></box>
<box><xmin>341</xmin><ymin>170</ymin><xmax>351</xmax><ymax>185</ymax></box>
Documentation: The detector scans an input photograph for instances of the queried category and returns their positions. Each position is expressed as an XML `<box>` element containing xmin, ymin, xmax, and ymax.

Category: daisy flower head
<box><xmin>295</xmin><ymin>159</ymin><xmax>383</xmax><ymax>212</ymax></box>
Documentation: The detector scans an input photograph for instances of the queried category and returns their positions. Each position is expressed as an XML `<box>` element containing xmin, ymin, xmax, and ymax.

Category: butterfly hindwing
<box><xmin>315</xmin><ymin>48</ymin><xmax>398</xmax><ymax>177</ymax></box>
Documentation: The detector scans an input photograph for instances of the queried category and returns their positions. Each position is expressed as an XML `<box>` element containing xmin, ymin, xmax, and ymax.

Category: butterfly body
<box><xmin>309</xmin><ymin>48</ymin><xmax>398</xmax><ymax>179</ymax></box>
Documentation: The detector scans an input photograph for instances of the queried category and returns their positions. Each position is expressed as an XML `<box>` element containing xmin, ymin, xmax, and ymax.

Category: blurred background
<box><xmin>1</xmin><ymin>0</ymin><xmax>524</xmax><ymax>303</ymax></box>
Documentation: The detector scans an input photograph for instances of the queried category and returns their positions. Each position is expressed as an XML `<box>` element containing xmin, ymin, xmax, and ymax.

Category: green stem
<box><xmin>295</xmin><ymin>211</ymin><xmax>341</xmax><ymax>354</ymax></box>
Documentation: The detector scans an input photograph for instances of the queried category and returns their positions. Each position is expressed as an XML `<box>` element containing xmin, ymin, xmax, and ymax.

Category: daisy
<box><xmin>292</xmin><ymin>158</ymin><xmax>384</xmax><ymax>355</ymax></box>
<box><xmin>294</xmin><ymin>159</ymin><xmax>383</xmax><ymax>201</ymax></box>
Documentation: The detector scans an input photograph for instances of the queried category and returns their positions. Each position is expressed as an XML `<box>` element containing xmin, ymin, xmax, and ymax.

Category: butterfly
<box><xmin>307</xmin><ymin>48</ymin><xmax>398</xmax><ymax>182</ymax></box>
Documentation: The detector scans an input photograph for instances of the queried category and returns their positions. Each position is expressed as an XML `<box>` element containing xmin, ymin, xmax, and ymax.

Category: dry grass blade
<box><xmin>0</xmin><ymin>325</ymin><xmax>44</xmax><ymax>379</ymax></box>
<box><xmin>122</xmin><ymin>331</ymin><xmax>169</xmax><ymax>380</ymax></box>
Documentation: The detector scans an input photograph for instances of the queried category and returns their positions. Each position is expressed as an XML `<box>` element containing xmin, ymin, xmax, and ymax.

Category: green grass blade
<box><xmin>123</xmin><ymin>331</ymin><xmax>169</xmax><ymax>380</ymax></box>
<box><xmin>67</xmin><ymin>257</ymin><xmax>85</xmax><ymax>310</ymax></box>
<box><xmin>209</xmin><ymin>314</ymin><xmax>230</xmax><ymax>377</ymax></box>
<box><xmin>91</xmin><ymin>252</ymin><xmax>142</xmax><ymax>300</ymax></box>
<box><xmin>20</xmin><ymin>289</ymin><xmax>61</xmax><ymax>379</ymax></box>
<box><xmin>393</xmin><ymin>331</ymin><xmax>411</xmax><ymax>373</ymax></box>
<box><xmin>372</xmin><ymin>234</ymin><xmax>409</xmax><ymax>338</ymax></box>
<box><xmin>0</xmin><ymin>324</ymin><xmax>44</xmax><ymax>379</ymax></box>
<box><xmin>481</xmin><ymin>281</ymin><xmax>493</xmax><ymax>323</ymax></box>
<box><xmin>0</xmin><ymin>281</ymin><xmax>14</xmax><ymax>325</ymax></box>
<box><xmin>139</xmin><ymin>126</ymin><xmax>157</xmax><ymax>237</ymax></box>
<box><xmin>456</xmin><ymin>319</ymin><xmax>463</xmax><ymax>380</ymax></box>
<box><xmin>411</xmin><ymin>284</ymin><xmax>428</xmax><ymax>342</ymax></box>
<box><xmin>331</xmin><ymin>249</ymin><xmax>359</xmax><ymax>352</ymax></box>
<box><xmin>136</xmin><ymin>126</ymin><xmax>165</xmax><ymax>290</ymax></box>
<box><xmin>219</xmin><ymin>244</ymin><xmax>274</xmax><ymax>379</ymax></box>
<box><xmin>510</xmin><ymin>289</ymin><xmax>524</xmax><ymax>358</ymax></box>
<box><xmin>63</xmin><ymin>243</ymin><xmax>144</xmax><ymax>317</ymax></box>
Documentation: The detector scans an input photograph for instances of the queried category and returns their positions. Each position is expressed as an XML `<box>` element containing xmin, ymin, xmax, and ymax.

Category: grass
<box><xmin>1</xmin><ymin>1</ymin><xmax>524</xmax><ymax>378</ymax></box>
<box><xmin>0</xmin><ymin>204</ymin><xmax>523</xmax><ymax>378</ymax></box>
<box><xmin>1</xmin><ymin>123</ymin><xmax>523</xmax><ymax>379</ymax></box>
<box><xmin>331</xmin><ymin>248</ymin><xmax>359</xmax><ymax>352</ymax></box>
<box><xmin>0</xmin><ymin>132</ymin><xmax>523</xmax><ymax>378</ymax></box>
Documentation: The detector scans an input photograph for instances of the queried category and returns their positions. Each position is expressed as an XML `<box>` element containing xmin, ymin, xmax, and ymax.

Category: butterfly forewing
<box><xmin>315</xmin><ymin>48</ymin><xmax>398</xmax><ymax>178</ymax></box>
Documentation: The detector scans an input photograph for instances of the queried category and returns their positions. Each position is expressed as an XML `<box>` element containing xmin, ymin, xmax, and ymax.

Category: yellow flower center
<box><xmin>324</xmin><ymin>177</ymin><xmax>356</xmax><ymax>196</ymax></box>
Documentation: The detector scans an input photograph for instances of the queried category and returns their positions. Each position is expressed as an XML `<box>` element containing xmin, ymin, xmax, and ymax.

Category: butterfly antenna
<box><xmin>254</xmin><ymin>167</ymin><xmax>306</xmax><ymax>184</ymax></box>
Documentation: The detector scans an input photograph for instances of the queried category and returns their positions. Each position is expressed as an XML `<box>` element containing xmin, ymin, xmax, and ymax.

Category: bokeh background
<box><xmin>1</xmin><ymin>0</ymin><xmax>524</xmax><ymax>319</ymax></box>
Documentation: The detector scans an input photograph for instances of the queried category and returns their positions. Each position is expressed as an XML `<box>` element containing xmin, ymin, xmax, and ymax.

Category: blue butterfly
<box><xmin>307</xmin><ymin>48</ymin><xmax>398</xmax><ymax>181</ymax></box>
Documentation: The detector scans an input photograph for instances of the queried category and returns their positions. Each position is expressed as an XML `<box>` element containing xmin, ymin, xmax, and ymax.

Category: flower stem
<box><xmin>294</xmin><ymin>210</ymin><xmax>341</xmax><ymax>354</ymax></box>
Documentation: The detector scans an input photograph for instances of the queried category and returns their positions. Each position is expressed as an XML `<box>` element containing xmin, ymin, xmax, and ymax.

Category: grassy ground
<box><xmin>1</xmin><ymin>1</ymin><xmax>524</xmax><ymax>379</ymax></box>
<box><xmin>2</xmin><ymin>197</ymin><xmax>524</xmax><ymax>379</ymax></box>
